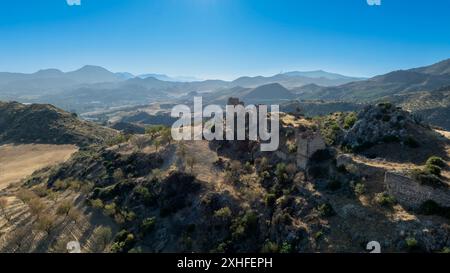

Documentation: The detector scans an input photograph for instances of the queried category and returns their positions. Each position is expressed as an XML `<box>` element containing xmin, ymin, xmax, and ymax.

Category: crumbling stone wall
<box><xmin>385</xmin><ymin>172</ymin><xmax>450</xmax><ymax>209</ymax></box>
<box><xmin>297</xmin><ymin>131</ymin><xmax>326</xmax><ymax>170</ymax></box>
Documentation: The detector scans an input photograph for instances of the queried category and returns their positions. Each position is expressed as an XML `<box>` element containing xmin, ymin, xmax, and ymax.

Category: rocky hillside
<box><xmin>0</xmin><ymin>101</ymin><xmax>117</xmax><ymax>146</ymax></box>
<box><xmin>0</xmin><ymin>103</ymin><xmax>446</xmax><ymax>253</ymax></box>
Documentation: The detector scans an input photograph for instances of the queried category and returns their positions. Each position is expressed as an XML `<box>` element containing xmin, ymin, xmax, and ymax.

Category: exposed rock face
<box><xmin>343</xmin><ymin>104</ymin><xmax>413</xmax><ymax>149</ymax></box>
<box><xmin>296</xmin><ymin>131</ymin><xmax>326</xmax><ymax>170</ymax></box>
<box><xmin>385</xmin><ymin>172</ymin><xmax>450</xmax><ymax>209</ymax></box>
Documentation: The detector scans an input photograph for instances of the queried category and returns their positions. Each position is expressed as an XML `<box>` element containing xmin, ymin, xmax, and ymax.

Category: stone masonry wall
<box><xmin>385</xmin><ymin>172</ymin><xmax>450</xmax><ymax>209</ymax></box>
<box><xmin>297</xmin><ymin>131</ymin><xmax>326</xmax><ymax>170</ymax></box>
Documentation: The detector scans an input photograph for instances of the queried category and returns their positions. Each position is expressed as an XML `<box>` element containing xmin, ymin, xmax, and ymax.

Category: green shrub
<box><xmin>375</xmin><ymin>193</ymin><xmax>396</xmax><ymax>207</ymax></box>
<box><xmin>141</xmin><ymin>217</ymin><xmax>156</xmax><ymax>235</ymax></box>
<box><xmin>426</xmin><ymin>156</ymin><xmax>446</xmax><ymax>168</ymax></box>
<box><xmin>343</xmin><ymin>113</ymin><xmax>357</xmax><ymax>129</ymax></box>
<box><xmin>315</xmin><ymin>231</ymin><xmax>324</xmax><ymax>240</ymax></box>
<box><xmin>214</xmin><ymin>207</ymin><xmax>232</xmax><ymax>219</ymax></box>
<box><xmin>231</xmin><ymin>211</ymin><xmax>258</xmax><ymax>240</ymax></box>
<box><xmin>279</xmin><ymin>242</ymin><xmax>293</xmax><ymax>253</ymax></box>
<box><xmin>103</xmin><ymin>202</ymin><xmax>117</xmax><ymax>216</ymax></box>
<box><xmin>354</xmin><ymin>183</ymin><xmax>366</xmax><ymax>196</ymax></box>
<box><xmin>110</xmin><ymin>230</ymin><xmax>136</xmax><ymax>253</ymax></box>
<box><xmin>317</xmin><ymin>203</ymin><xmax>335</xmax><ymax>217</ymax></box>
<box><xmin>90</xmin><ymin>199</ymin><xmax>104</xmax><ymax>209</ymax></box>
<box><xmin>441</xmin><ymin>247</ymin><xmax>450</xmax><ymax>253</ymax></box>
<box><xmin>287</xmin><ymin>142</ymin><xmax>297</xmax><ymax>154</ymax></box>
<box><xmin>405</xmin><ymin>237</ymin><xmax>418</xmax><ymax>251</ymax></box>
<box><xmin>424</xmin><ymin>164</ymin><xmax>441</xmax><ymax>176</ymax></box>
<box><xmin>261</xmin><ymin>241</ymin><xmax>279</xmax><ymax>253</ymax></box>
<box><xmin>134</xmin><ymin>186</ymin><xmax>155</xmax><ymax>205</ymax></box>
<box><xmin>275</xmin><ymin>163</ymin><xmax>287</xmax><ymax>180</ymax></box>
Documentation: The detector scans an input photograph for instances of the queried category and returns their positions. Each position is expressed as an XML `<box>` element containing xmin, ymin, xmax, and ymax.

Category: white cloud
<box><xmin>66</xmin><ymin>0</ymin><xmax>81</xmax><ymax>6</ymax></box>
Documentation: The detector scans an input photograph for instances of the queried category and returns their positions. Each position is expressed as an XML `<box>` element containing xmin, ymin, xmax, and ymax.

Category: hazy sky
<box><xmin>0</xmin><ymin>0</ymin><xmax>449</xmax><ymax>80</ymax></box>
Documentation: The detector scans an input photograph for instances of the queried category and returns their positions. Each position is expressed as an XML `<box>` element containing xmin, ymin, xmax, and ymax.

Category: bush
<box><xmin>412</xmin><ymin>168</ymin><xmax>445</xmax><ymax>187</ymax></box>
<box><xmin>424</xmin><ymin>164</ymin><xmax>441</xmax><ymax>176</ymax></box>
<box><xmin>134</xmin><ymin>186</ymin><xmax>155</xmax><ymax>205</ymax></box>
<box><xmin>275</xmin><ymin>163</ymin><xmax>287</xmax><ymax>181</ymax></box>
<box><xmin>426</xmin><ymin>156</ymin><xmax>446</xmax><ymax>168</ymax></box>
<box><xmin>354</xmin><ymin>183</ymin><xmax>366</xmax><ymax>196</ymax></box>
<box><xmin>317</xmin><ymin>203</ymin><xmax>335</xmax><ymax>217</ymax></box>
<box><xmin>111</xmin><ymin>230</ymin><xmax>136</xmax><ymax>253</ymax></box>
<box><xmin>90</xmin><ymin>199</ymin><xmax>104</xmax><ymax>209</ymax></box>
<box><xmin>231</xmin><ymin>211</ymin><xmax>258</xmax><ymax>240</ymax></box>
<box><xmin>261</xmin><ymin>241</ymin><xmax>279</xmax><ymax>253</ymax></box>
<box><xmin>141</xmin><ymin>217</ymin><xmax>156</xmax><ymax>235</ymax></box>
<box><xmin>375</xmin><ymin>193</ymin><xmax>396</xmax><ymax>207</ymax></box>
<box><xmin>103</xmin><ymin>202</ymin><xmax>117</xmax><ymax>216</ymax></box>
<box><xmin>405</xmin><ymin>237</ymin><xmax>418</xmax><ymax>251</ymax></box>
<box><xmin>214</xmin><ymin>207</ymin><xmax>232</xmax><ymax>219</ymax></box>
<box><xmin>343</xmin><ymin>113</ymin><xmax>357</xmax><ymax>129</ymax></box>
<box><xmin>287</xmin><ymin>142</ymin><xmax>297</xmax><ymax>154</ymax></box>
<box><xmin>279</xmin><ymin>242</ymin><xmax>293</xmax><ymax>253</ymax></box>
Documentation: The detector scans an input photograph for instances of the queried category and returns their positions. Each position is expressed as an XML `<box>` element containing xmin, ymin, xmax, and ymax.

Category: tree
<box><xmin>0</xmin><ymin>197</ymin><xmax>11</xmax><ymax>222</ymax></box>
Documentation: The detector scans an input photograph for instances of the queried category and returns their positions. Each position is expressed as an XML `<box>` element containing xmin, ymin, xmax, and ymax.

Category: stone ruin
<box><xmin>296</xmin><ymin>130</ymin><xmax>326</xmax><ymax>170</ymax></box>
<box><xmin>384</xmin><ymin>172</ymin><xmax>450</xmax><ymax>209</ymax></box>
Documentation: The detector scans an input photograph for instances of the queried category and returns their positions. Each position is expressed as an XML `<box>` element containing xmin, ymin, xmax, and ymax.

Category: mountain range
<box><xmin>0</xmin><ymin>65</ymin><xmax>364</xmax><ymax>112</ymax></box>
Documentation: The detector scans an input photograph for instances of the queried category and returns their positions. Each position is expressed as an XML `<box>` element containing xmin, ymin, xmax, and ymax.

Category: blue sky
<box><xmin>0</xmin><ymin>0</ymin><xmax>449</xmax><ymax>80</ymax></box>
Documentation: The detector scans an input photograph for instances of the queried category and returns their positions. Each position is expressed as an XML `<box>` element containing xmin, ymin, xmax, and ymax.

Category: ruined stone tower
<box><xmin>296</xmin><ymin>130</ymin><xmax>326</xmax><ymax>170</ymax></box>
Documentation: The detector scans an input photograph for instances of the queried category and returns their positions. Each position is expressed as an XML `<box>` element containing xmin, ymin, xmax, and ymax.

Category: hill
<box><xmin>242</xmin><ymin>83</ymin><xmax>295</xmax><ymax>103</ymax></box>
<box><xmin>296</xmin><ymin>58</ymin><xmax>450</xmax><ymax>101</ymax></box>
<box><xmin>0</xmin><ymin>101</ymin><xmax>117</xmax><ymax>146</ymax></box>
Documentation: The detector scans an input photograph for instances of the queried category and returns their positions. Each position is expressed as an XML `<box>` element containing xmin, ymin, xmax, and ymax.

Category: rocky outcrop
<box><xmin>343</xmin><ymin>104</ymin><xmax>414</xmax><ymax>149</ymax></box>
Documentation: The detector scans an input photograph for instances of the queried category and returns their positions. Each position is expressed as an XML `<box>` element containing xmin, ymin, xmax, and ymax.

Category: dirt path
<box><xmin>0</xmin><ymin>144</ymin><xmax>78</xmax><ymax>190</ymax></box>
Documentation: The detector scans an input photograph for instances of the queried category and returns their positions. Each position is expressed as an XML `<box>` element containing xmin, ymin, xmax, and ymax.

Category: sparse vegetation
<box><xmin>375</xmin><ymin>192</ymin><xmax>396</xmax><ymax>207</ymax></box>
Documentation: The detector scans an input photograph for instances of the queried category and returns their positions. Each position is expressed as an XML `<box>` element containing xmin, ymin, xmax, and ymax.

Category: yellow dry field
<box><xmin>0</xmin><ymin>144</ymin><xmax>78</xmax><ymax>190</ymax></box>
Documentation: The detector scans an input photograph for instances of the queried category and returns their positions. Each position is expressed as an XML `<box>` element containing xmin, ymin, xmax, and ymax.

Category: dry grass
<box><xmin>0</xmin><ymin>144</ymin><xmax>78</xmax><ymax>190</ymax></box>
